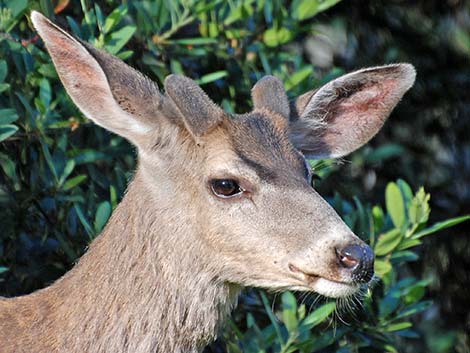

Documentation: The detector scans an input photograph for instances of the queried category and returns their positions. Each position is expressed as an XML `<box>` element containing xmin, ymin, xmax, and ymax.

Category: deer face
<box><xmin>32</xmin><ymin>12</ymin><xmax>415</xmax><ymax>298</ymax></box>
<box><xmin>196</xmin><ymin>113</ymin><xmax>373</xmax><ymax>298</ymax></box>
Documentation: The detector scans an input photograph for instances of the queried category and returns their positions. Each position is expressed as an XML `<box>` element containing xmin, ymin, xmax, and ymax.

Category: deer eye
<box><xmin>210</xmin><ymin>179</ymin><xmax>243</xmax><ymax>198</ymax></box>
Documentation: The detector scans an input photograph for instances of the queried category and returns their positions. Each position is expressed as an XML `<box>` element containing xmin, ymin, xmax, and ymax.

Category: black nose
<box><xmin>336</xmin><ymin>244</ymin><xmax>375</xmax><ymax>283</ymax></box>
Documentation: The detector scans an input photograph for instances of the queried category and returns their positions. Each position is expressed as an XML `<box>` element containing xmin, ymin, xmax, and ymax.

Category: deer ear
<box><xmin>31</xmin><ymin>11</ymin><xmax>163</xmax><ymax>147</ymax></box>
<box><xmin>164</xmin><ymin>75</ymin><xmax>224</xmax><ymax>138</ymax></box>
<box><xmin>251</xmin><ymin>76</ymin><xmax>290</xmax><ymax>119</ymax></box>
<box><xmin>289</xmin><ymin>64</ymin><xmax>416</xmax><ymax>158</ymax></box>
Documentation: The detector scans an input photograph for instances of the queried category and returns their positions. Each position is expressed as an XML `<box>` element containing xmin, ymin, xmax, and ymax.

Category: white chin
<box><xmin>312</xmin><ymin>278</ymin><xmax>359</xmax><ymax>298</ymax></box>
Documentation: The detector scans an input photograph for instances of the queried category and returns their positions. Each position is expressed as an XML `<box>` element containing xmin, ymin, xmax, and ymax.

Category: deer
<box><xmin>0</xmin><ymin>11</ymin><xmax>416</xmax><ymax>353</ymax></box>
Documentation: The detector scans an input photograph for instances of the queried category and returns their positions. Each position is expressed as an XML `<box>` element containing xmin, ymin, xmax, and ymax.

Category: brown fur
<box><xmin>0</xmin><ymin>12</ymin><xmax>416</xmax><ymax>353</ymax></box>
<box><xmin>1</xmin><ymin>175</ymin><xmax>238</xmax><ymax>352</ymax></box>
<box><xmin>251</xmin><ymin>76</ymin><xmax>290</xmax><ymax>119</ymax></box>
<box><xmin>225</xmin><ymin>110</ymin><xmax>306</xmax><ymax>183</ymax></box>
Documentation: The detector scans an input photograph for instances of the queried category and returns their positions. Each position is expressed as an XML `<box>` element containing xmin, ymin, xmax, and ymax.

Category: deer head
<box><xmin>31</xmin><ymin>11</ymin><xmax>415</xmax><ymax>299</ymax></box>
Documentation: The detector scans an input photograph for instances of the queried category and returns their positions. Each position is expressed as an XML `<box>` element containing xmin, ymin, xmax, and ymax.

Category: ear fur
<box><xmin>289</xmin><ymin>64</ymin><xmax>416</xmax><ymax>158</ymax></box>
<box><xmin>251</xmin><ymin>76</ymin><xmax>290</xmax><ymax>119</ymax></box>
<box><xmin>31</xmin><ymin>11</ymin><xmax>164</xmax><ymax>147</ymax></box>
<box><xmin>164</xmin><ymin>75</ymin><xmax>225</xmax><ymax>138</ymax></box>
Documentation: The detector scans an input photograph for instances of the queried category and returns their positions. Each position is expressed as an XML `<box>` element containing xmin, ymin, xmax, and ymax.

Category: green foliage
<box><xmin>0</xmin><ymin>0</ymin><xmax>135</xmax><ymax>293</ymax></box>
<box><xmin>0</xmin><ymin>1</ymin><xmax>468</xmax><ymax>352</ymax></box>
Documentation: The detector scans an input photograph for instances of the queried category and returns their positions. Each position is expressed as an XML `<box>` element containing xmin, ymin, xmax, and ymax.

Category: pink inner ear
<box><xmin>289</xmin><ymin>64</ymin><xmax>415</xmax><ymax>158</ymax></box>
<box><xmin>323</xmin><ymin>78</ymin><xmax>401</xmax><ymax>156</ymax></box>
<box><xmin>49</xmin><ymin>35</ymin><xmax>103</xmax><ymax>89</ymax></box>
<box><xmin>37</xmin><ymin>23</ymin><xmax>150</xmax><ymax>141</ymax></box>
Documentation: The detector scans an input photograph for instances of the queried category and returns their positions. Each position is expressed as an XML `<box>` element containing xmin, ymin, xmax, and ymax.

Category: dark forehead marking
<box><xmin>227</xmin><ymin>112</ymin><xmax>307</xmax><ymax>182</ymax></box>
<box><xmin>237</xmin><ymin>152</ymin><xmax>277</xmax><ymax>180</ymax></box>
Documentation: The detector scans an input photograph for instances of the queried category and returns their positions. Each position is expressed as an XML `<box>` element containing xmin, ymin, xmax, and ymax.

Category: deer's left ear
<box><xmin>289</xmin><ymin>64</ymin><xmax>416</xmax><ymax>159</ymax></box>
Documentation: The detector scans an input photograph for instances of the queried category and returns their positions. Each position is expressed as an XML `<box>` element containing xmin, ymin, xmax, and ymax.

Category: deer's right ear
<box><xmin>31</xmin><ymin>11</ymin><xmax>163</xmax><ymax>147</ymax></box>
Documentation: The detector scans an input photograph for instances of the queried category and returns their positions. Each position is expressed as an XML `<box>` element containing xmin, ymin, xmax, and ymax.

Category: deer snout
<box><xmin>336</xmin><ymin>243</ymin><xmax>374</xmax><ymax>283</ymax></box>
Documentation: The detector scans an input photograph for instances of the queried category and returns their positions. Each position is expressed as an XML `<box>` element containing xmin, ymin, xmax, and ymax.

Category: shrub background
<box><xmin>0</xmin><ymin>0</ymin><xmax>469</xmax><ymax>352</ymax></box>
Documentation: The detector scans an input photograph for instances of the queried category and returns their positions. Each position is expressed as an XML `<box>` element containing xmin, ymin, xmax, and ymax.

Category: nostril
<box><xmin>336</xmin><ymin>245</ymin><xmax>361</xmax><ymax>269</ymax></box>
<box><xmin>338</xmin><ymin>253</ymin><xmax>359</xmax><ymax>269</ymax></box>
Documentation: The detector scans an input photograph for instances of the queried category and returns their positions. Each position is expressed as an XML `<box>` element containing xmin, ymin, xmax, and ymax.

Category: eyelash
<box><xmin>304</xmin><ymin>163</ymin><xmax>321</xmax><ymax>187</ymax></box>
<box><xmin>310</xmin><ymin>172</ymin><xmax>322</xmax><ymax>187</ymax></box>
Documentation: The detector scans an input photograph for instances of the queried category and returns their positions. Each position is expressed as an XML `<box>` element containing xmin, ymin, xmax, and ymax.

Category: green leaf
<box><xmin>308</xmin><ymin>328</ymin><xmax>347</xmax><ymax>351</ymax></box>
<box><xmin>291</xmin><ymin>0</ymin><xmax>319</xmax><ymax>20</ymax></box>
<box><xmin>408</xmin><ymin>187</ymin><xmax>430</xmax><ymax>225</ymax></box>
<box><xmin>374</xmin><ymin>228</ymin><xmax>402</xmax><ymax>256</ymax></box>
<box><xmin>74</xmin><ymin>204</ymin><xmax>94</xmax><ymax>239</ymax></box>
<box><xmin>374</xmin><ymin>259</ymin><xmax>392</xmax><ymax>278</ymax></box>
<box><xmin>396</xmin><ymin>238</ymin><xmax>422</xmax><ymax>251</ymax></box>
<box><xmin>386</xmin><ymin>182</ymin><xmax>406</xmax><ymax>228</ymax></box>
<box><xmin>94</xmin><ymin>3</ymin><xmax>105</xmax><ymax>30</ymax></box>
<box><xmin>196</xmin><ymin>71</ymin><xmax>228</xmax><ymax>85</ymax></box>
<box><xmin>317</xmin><ymin>0</ymin><xmax>344</xmax><ymax>12</ymax></box>
<box><xmin>6</xmin><ymin>0</ymin><xmax>28</xmax><ymax>17</ymax></box>
<box><xmin>55</xmin><ymin>233</ymin><xmax>77</xmax><ymax>261</ymax></box>
<box><xmin>0</xmin><ymin>124</ymin><xmax>18</xmax><ymax>142</ymax></box>
<box><xmin>223</xmin><ymin>0</ymin><xmax>256</xmax><ymax>26</ymax></box>
<box><xmin>39</xmin><ymin>78</ymin><xmax>52</xmax><ymax>109</ymax></box>
<box><xmin>63</xmin><ymin>175</ymin><xmax>87</xmax><ymax>191</ymax></box>
<box><xmin>116</xmin><ymin>50</ymin><xmax>133</xmax><ymax>60</ymax></box>
<box><xmin>291</xmin><ymin>0</ymin><xmax>342</xmax><ymax>20</ymax></box>
<box><xmin>297</xmin><ymin>303</ymin><xmax>306</xmax><ymax>320</ymax></box>
<box><xmin>379</xmin><ymin>287</ymin><xmax>401</xmax><ymax>317</ymax></box>
<box><xmin>94</xmin><ymin>201</ymin><xmax>112</xmax><ymax>233</ymax></box>
<box><xmin>384</xmin><ymin>322</ymin><xmax>413</xmax><ymax>332</ymax></box>
<box><xmin>0</xmin><ymin>108</ymin><xmax>19</xmax><ymax>125</ymax></box>
<box><xmin>194</xmin><ymin>0</ymin><xmax>220</xmax><ymax>15</ymax></box>
<box><xmin>171</xmin><ymin>38</ymin><xmax>218</xmax><ymax>45</ymax></box>
<box><xmin>282</xmin><ymin>291</ymin><xmax>298</xmax><ymax>333</ymax></box>
<box><xmin>73</xmin><ymin>149</ymin><xmax>107</xmax><ymax>165</ymax></box>
<box><xmin>0</xmin><ymin>83</ymin><xmax>10</xmax><ymax>93</ymax></box>
<box><xmin>208</xmin><ymin>22</ymin><xmax>219</xmax><ymax>38</ymax></box>
<box><xmin>397</xmin><ymin>179</ymin><xmax>413</xmax><ymax>205</ymax></box>
<box><xmin>260</xmin><ymin>291</ymin><xmax>285</xmax><ymax>346</ymax></box>
<box><xmin>263</xmin><ymin>27</ymin><xmax>293</xmax><ymax>47</ymax></box>
<box><xmin>301</xmin><ymin>302</ymin><xmax>336</xmax><ymax>329</ymax></box>
<box><xmin>0</xmin><ymin>152</ymin><xmax>19</xmax><ymax>188</ymax></box>
<box><xmin>404</xmin><ymin>284</ymin><xmax>426</xmax><ymax>304</ymax></box>
<box><xmin>395</xmin><ymin>300</ymin><xmax>432</xmax><ymax>319</ymax></box>
<box><xmin>372</xmin><ymin>205</ymin><xmax>385</xmax><ymax>235</ymax></box>
<box><xmin>390</xmin><ymin>250</ymin><xmax>419</xmax><ymax>264</ymax></box>
<box><xmin>282</xmin><ymin>291</ymin><xmax>297</xmax><ymax>311</ymax></box>
<box><xmin>58</xmin><ymin>160</ymin><xmax>75</xmax><ymax>187</ymax></box>
<box><xmin>110</xmin><ymin>185</ymin><xmax>118</xmax><ymax>209</ymax></box>
<box><xmin>103</xmin><ymin>5</ymin><xmax>128</xmax><ymax>34</ymax></box>
<box><xmin>39</xmin><ymin>0</ymin><xmax>54</xmax><ymax>18</ymax></box>
<box><xmin>0</xmin><ymin>60</ymin><xmax>7</xmax><ymax>82</ymax></box>
<box><xmin>285</xmin><ymin>67</ymin><xmax>312</xmax><ymax>91</ymax></box>
<box><xmin>412</xmin><ymin>215</ymin><xmax>470</xmax><ymax>239</ymax></box>
<box><xmin>40</xmin><ymin>140</ymin><xmax>59</xmax><ymax>183</ymax></box>
<box><xmin>106</xmin><ymin>25</ymin><xmax>137</xmax><ymax>54</ymax></box>
<box><xmin>382</xmin><ymin>345</ymin><xmax>398</xmax><ymax>353</ymax></box>
<box><xmin>365</xmin><ymin>144</ymin><xmax>405</xmax><ymax>164</ymax></box>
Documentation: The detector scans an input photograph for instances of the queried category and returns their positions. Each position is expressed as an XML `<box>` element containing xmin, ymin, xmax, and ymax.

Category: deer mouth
<box><xmin>288</xmin><ymin>264</ymin><xmax>320</xmax><ymax>282</ymax></box>
<box><xmin>288</xmin><ymin>263</ymin><xmax>359</xmax><ymax>298</ymax></box>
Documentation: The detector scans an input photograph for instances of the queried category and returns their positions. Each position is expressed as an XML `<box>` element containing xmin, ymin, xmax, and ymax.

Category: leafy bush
<box><xmin>0</xmin><ymin>1</ymin><xmax>468</xmax><ymax>352</ymax></box>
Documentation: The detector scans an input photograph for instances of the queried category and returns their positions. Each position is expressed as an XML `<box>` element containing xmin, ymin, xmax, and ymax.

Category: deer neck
<box><xmin>43</xmin><ymin>168</ymin><xmax>238</xmax><ymax>352</ymax></box>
